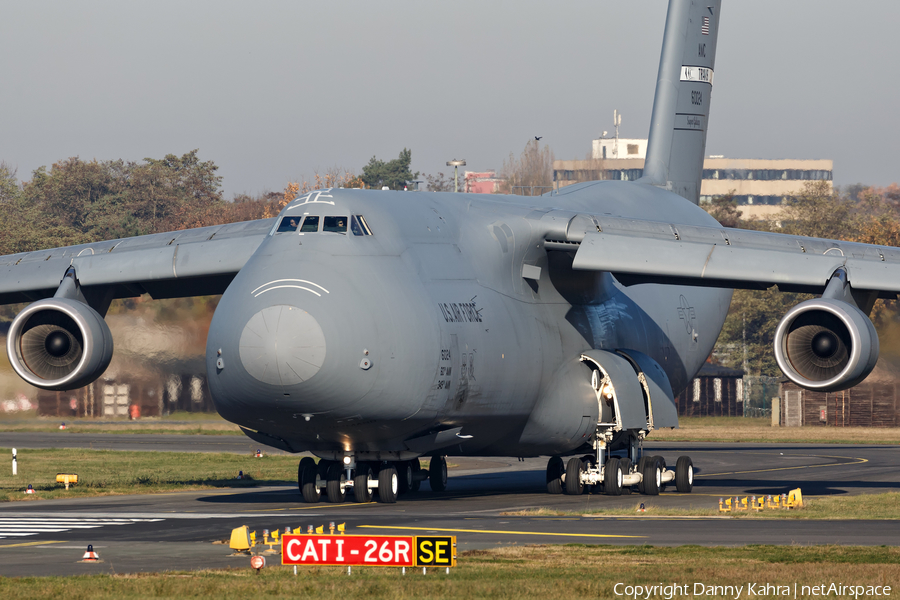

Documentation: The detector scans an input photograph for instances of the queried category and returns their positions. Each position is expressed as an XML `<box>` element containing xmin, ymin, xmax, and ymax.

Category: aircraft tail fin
<box><xmin>639</xmin><ymin>0</ymin><xmax>721</xmax><ymax>204</ymax></box>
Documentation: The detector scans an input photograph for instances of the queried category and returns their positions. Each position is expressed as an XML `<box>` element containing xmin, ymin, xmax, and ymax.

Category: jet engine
<box><xmin>774</xmin><ymin>298</ymin><xmax>878</xmax><ymax>392</ymax></box>
<box><xmin>6</xmin><ymin>298</ymin><xmax>113</xmax><ymax>391</ymax></box>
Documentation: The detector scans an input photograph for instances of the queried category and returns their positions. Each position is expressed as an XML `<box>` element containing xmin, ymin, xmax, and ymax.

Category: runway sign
<box><xmin>281</xmin><ymin>535</ymin><xmax>456</xmax><ymax>567</ymax></box>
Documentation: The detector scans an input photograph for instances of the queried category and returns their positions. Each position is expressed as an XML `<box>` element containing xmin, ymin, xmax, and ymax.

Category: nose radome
<box><xmin>238</xmin><ymin>305</ymin><xmax>326</xmax><ymax>386</ymax></box>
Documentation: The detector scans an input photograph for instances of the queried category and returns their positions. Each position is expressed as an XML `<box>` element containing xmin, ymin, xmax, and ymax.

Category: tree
<box><xmin>703</xmin><ymin>191</ymin><xmax>743</xmax><ymax>228</ymax></box>
<box><xmin>360</xmin><ymin>148</ymin><xmax>419</xmax><ymax>190</ymax></box>
<box><xmin>425</xmin><ymin>171</ymin><xmax>456</xmax><ymax>192</ymax></box>
<box><xmin>775</xmin><ymin>180</ymin><xmax>851</xmax><ymax>239</ymax></box>
<box><xmin>499</xmin><ymin>139</ymin><xmax>554</xmax><ymax>195</ymax></box>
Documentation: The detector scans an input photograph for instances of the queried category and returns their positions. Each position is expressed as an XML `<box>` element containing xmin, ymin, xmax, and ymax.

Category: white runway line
<box><xmin>0</xmin><ymin>517</ymin><xmax>163</xmax><ymax>540</ymax></box>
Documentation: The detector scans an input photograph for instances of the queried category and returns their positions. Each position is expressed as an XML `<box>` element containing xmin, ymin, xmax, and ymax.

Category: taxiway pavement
<box><xmin>1</xmin><ymin>437</ymin><xmax>898</xmax><ymax>577</ymax></box>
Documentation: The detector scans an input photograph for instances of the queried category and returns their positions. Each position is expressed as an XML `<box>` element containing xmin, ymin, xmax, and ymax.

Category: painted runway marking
<box><xmin>696</xmin><ymin>454</ymin><xmax>867</xmax><ymax>478</ymax></box>
<box><xmin>357</xmin><ymin>525</ymin><xmax>646</xmax><ymax>539</ymax></box>
<box><xmin>0</xmin><ymin>517</ymin><xmax>162</xmax><ymax>540</ymax></box>
<box><xmin>0</xmin><ymin>540</ymin><xmax>65</xmax><ymax>548</ymax></box>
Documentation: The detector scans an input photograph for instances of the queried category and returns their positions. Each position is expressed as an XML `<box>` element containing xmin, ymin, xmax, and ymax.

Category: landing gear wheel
<box><xmin>637</xmin><ymin>456</ymin><xmax>650</xmax><ymax>494</ymax></box>
<box><xmin>325</xmin><ymin>464</ymin><xmax>346</xmax><ymax>503</ymax></box>
<box><xmin>297</xmin><ymin>457</ymin><xmax>316</xmax><ymax>490</ymax></box>
<box><xmin>409</xmin><ymin>458</ymin><xmax>422</xmax><ymax>492</ymax></box>
<box><xmin>642</xmin><ymin>456</ymin><xmax>663</xmax><ymax>496</ymax></box>
<box><xmin>429</xmin><ymin>456</ymin><xmax>448</xmax><ymax>492</ymax></box>
<box><xmin>354</xmin><ymin>464</ymin><xmax>374</xmax><ymax>503</ymax></box>
<box><xmin>603</xmin><ymin>457</ymin><xmax>623</xmax><ymax>496</ymax></box>
<box><xmin>565</xmin><ymin>456</ymin><xmax>584</xmax><ymax>495</ymax></box>
<box><xmin>300</xmin><ymin>465</ymin><xmax>321</xmax><ymax>503</ymax></box>
<box><xmin>619</xmin><ymin>457</ymin><xmax>633</xmax><ymax>495</ymax></box>
<box><xmin>675</xmin><ymin>456</ymin><xmax>694</xmax><ymax>493</ymax></box>
<box><xmin>398</xmin><ymin>461</ymin><xmax>414</xmax><ymax>495</ymax></box>
<box><xmin>546</xmin><ymin>456</ymin><xmax>565</xmax><ymax>494</ymax></box>
<box><xmin>654</xmin><ymin>456</ymin><xmax>668</xmax><ymax>492</ymax></box>
<box><xmin>378</xmin><ymin>465</ymin><xmax>399</xmax><ymax>503</ymax></box>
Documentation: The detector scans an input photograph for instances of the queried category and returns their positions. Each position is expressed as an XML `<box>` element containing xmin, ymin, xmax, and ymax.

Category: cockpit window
<box><xmin>323</xmin><ymin>216</ymin><xmax>347</xmax><ymax>233</ymax></box>
<box><xmin>276</xmin><ymin>216</ymin><xmax>301</xmax><ymax>233</ymax></box>
<box><xmin>350</xmin><ymin>214</ymin><xmax>373</xmax><ymax>236</ymax></box>
<box><xmin>300</xmin><ymin>216</ymin><xmax>320</xmax><ymax>233</ymax></box>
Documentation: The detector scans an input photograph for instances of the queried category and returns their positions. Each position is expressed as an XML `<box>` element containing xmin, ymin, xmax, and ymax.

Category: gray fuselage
<box><xmin>206</xmin><ymin>182</ymin><xmax>732</xmax><ymax>457</ymax></box>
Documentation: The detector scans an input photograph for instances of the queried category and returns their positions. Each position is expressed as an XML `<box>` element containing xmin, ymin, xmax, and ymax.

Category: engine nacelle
<box><xmin>6</xmin><ymin>298</ymin><xmax>113</xmax><ymax>391</ymax></box>
<box><xmin>774</xmin><ymin>298</ymin><xmax>878</xmax><ymax>392</ymax></box>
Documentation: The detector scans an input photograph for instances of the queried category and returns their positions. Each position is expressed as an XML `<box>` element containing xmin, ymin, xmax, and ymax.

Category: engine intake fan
<box><xmin>774</xmin><ymin>297</ymin><xmax>878</xmax><ymax>392</ymax></box>
<box><xmin>6</xmin><ymin>298</ymin><xmax>113</xmax><ymax>391</ymax></box>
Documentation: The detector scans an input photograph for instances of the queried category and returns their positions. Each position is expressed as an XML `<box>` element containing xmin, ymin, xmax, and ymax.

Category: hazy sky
<box><xmin>2</xmin><ymin>1</ymin><xmax>898</xmax><ymax>198</ymax></box>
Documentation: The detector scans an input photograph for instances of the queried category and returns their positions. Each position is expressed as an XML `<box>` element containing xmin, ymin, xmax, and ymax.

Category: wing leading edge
<box><xmin>0</xmin><ymin>218</ymin><xmax>275</xmax><ymax>306</ymax></box>
<box><xmin>552</xmin><ymin>217</ymin><xmax>900</xmax><ymax>298</ymax></box>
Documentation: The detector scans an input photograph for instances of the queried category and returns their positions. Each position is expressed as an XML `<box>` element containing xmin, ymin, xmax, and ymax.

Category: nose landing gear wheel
<box><xmin>300</xmin><ymin>465</ymin><xmax>320</xmax><ymax>503</ymax></box>
<box><xmin>429</xmin><ymin>456</ymin><xmax>448</xmax><ymax>492</ymax></box>
<box><xmin>378</xmin><ymin>465</ymin><xmax>399</xmax><ymax>503</ymax></box>
<box><xmin>546</xmin><ymin>456</ymin><xmax>564</xmax><ymax>494</ymax></box>
<box><xmin>325</xmin><ymin>464</ymin><xmax>346</xmax><ymax>503</ymax></box>
<box><xmin>675</xmin><ymin>455</ymin><xmax>694</xmax><ymax>493</ymax></box>
<box><xmin>354</xmin><ymin>464</ymin><xmax>374</xmax><ymax>503</ymax></box>
<box><xmin>565</xmin><ymin>456</ymin><xmax>584</xmax><ymax>495</ymax></box>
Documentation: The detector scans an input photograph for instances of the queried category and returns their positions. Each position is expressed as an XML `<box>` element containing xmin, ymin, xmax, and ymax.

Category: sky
<box><xmin>2</xmin><ymin>1</ymin><xmax>899</xmax><ymax>198</ymax></box>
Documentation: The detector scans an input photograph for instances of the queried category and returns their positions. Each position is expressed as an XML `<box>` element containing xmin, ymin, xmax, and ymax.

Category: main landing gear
<box><xmin>545</xmin><ymin>436</ymin><xmax>694</xmax><ymax>496</ymax></box>
<box><xmin>297</xmin><ymin>455</ymin><xmax>442</xmax><ymax>503</ymax></box>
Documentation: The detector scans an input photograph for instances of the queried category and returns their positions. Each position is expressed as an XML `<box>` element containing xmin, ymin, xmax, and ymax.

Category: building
<box><xmin>779</xmin><ymin>373</ymin><xmax>900</xmax><ymax>427</ymax></box>
<box><xmin>464</xmin><ymin>171</ymin><xmax>504</xmax><ymax>194</ymax></box>
<box><xmin>674</xmin><ymin>363</ymin><xmax>745</xmax><ymax>417</ymax></box>
<box><xmin>553</xmin><ymin>138</ymin><xmax>833</xmax><ymax>220</ymax></box>
<box><xmin>593</xmin><ymin>138</ymin><xmax>648</xmax><ymax>160</ymax></box>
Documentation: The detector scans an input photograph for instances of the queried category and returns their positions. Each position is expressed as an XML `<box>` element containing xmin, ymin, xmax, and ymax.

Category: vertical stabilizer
<box><xmin>639</xmin><ymin>0</ymin><xmax>721</xmax><ymax>204</ymax></box>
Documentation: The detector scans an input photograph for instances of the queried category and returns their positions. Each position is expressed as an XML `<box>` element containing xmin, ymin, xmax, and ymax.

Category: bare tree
<box><xmin>499</xmin><ymin>139</ymin><xmax>554</xmax><ymax>195</ymax></box>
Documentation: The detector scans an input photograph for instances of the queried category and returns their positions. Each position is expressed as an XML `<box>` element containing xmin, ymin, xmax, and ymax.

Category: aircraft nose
<box><xmin>238</xmin><ymin>305</ymin><xmax>326</xmax><ymax>386</ymax></box>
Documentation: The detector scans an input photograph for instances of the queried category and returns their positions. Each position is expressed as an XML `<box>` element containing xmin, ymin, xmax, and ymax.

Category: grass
<box><xmin>0</xmin><ymin>412</ymin><xmax>241</xmax><ymax>435</ymax></box>
<box><xmin>0</xmin><ymin>448</ymin><xmax>299</xmax><ymax>502</ymax></box>
<box><xmin>502</xmin><ymin>491</ymin><xmax>900</xmax><ymax>519</ymax></box>
<box><xmin>651</xmin><ymin>416</ymin><xmax>900</xmax><ymax>444</ymax></box>
<box><xmin>0</xmin><ymin>545</ymin><xmax>898</xmax><ymax>597</ymax></box>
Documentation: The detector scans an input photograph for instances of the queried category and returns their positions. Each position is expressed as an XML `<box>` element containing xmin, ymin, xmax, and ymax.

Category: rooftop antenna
<box><xmin>613</xmin><ymin>110</ymin><xmax>622</xmax><ymax>158</ymax></box>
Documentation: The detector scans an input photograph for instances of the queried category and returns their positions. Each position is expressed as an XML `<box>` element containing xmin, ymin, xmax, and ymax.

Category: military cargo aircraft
<box><xmin>1</xmin><ymin>0</ymin><xmax>894</xmax><ymax>503</ymax></box>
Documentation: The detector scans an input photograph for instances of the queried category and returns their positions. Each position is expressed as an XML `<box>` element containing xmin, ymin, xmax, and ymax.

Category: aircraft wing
<box><xmin>0</xmin><ymin>218</ymin><xmax>275</xmax><ymax>305</ymax></box>
<box><xmin>547</xmin><ymin>216</ymin><xmax>900</xmax><ymax>298</ymax></box>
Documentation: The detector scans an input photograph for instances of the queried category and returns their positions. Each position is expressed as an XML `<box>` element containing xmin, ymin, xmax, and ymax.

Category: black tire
<box><xmin>565</xmin><ymin>457</ymin><xmax>584</xmax><ymax>495</ymax></box>
<box><xmin>354</xmin><ymin>464</ymin><xmax>374</xmax><ymax>503</ymax></box>
<box><xmin>325</xmin><ymin>464</ymin><xmax>346</xmax><ymax>503</ymax></box>
<box><xmin>675</xmin><ymin>455</ymin><xmax>694</xmax><ymax>493</ymax></box>
<box><xmin>637</xmin><ymin>456</ymin><xmax>649</xmax><ymax>494</ymax></box>
<box><xmin>378</xmin><ymin>465</ymin><xmax>399</xmax><ymax>503</ymax></box>
<box><xmin>297</xmin><ymin>457</ymin><xmax>316</xmax><ymax>490</ymax></box>
<box><xmin>300</xmin><ymin>465</ymin><xmax>321</xmax><ymax>503</ymax></box>
<box><xmin>642</xmin><ymin>456</ymin><xmax>662</xmax><ymax>496</ymax></box>
<box><xmin>429</xmin><ymin>456</ymin><xmax>448</xmax><ymax>492</ymax></box>
<box><xmin>546</xmin><ymin>456</ymin><xmax>565</xmax><ymax>494</ymax></box>
<box><xmin>409</xmin><ymin>458</ymin><xmax>422</xmax><ymax>492</ymax></box>
<box><xmin>603</xmin><ymin>457</ymin><xmax>623</xmax><ymax>496</ymax></box>
<box><xmin>619</xmin><ymin>457</ymin><xmax>633</xmax><ymax>495</ymax></box>
<box><xmin>398</xmin><ymin>461</ymin><xmax>413</xmax><ymax>495</ymax></box>
<box><xmin>654</xmin><ymin>456</ymin><xmax>668</xmax><ymax>492</ymax></box>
